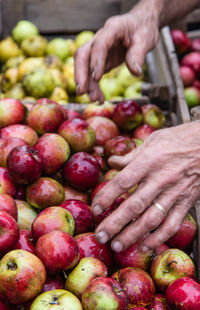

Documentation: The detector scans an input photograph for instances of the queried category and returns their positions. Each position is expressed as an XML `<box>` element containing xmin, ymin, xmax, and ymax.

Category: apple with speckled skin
<box><xmin>82</xmin><ymin>277</ymin><xmax>128</xmax><ymax>310</ymax></box>
<box><xmin>149</xmin><ymin>293</ymin><xmax>170</xmax><ymax>310</ymax></box>
<box><xmin>150</xmin><ymin>249</ymin><xmax>195</xmax><ymax>292</ymax></box>
<box><xmin>0</xmin><ymin>249</ymin><xmax>46</xmax><ymax>304</ymax></box>
<box><xmin>14</xmin><ymin>230</ymin><xmax>34</xmax><ymax>253</ymax></box>
<box><xmin>0</xmin><ymin>98</ymin><xmax>25</xmax><ymax>127</ymax></box>
<box><xmin>66</xmin><ymin>257</ymin><xmax>107</xmax><ymax>298</ymax></box>
<box><xmin>133</xmin><ymin>124</ymin><xmax>155</xmax><ymax>140</ymax></box>
<box><xmin>16</xmin><ymin>200</ymin><xmax>37</xmax><ymax>231</ymax></box>
<box><xmin>26</xmin><ymin>177</ymin><xmax>65</xmax><ymax>209</ymax></box>
<box><xmin>0</xmin><ymin>194</ymin><xmax>18</xmax><ymax>220</ymax></box>
<box><xmin>0</xmin><ymin>210</ymin><xmax>19</xmax><ymax>256</ymax></box>
<box><xmin>60</xmin><ymin>199</ymin><xmax>94</xmax><ymax>235</ymax></box>
<box><xmin>35</xmin><ymin>230</ymin><xmax>79</xmax><ymax>274</ymax></box>
<box><xmin>142</xmin><ymin>104</ymin><xmax>166</xmax><ymax>129</ymax></box>
<box><xmin>112</xmin><ymin>267</ymin><xmax>155</xmax><ymax>308</ymax></box>
<box><xmin>0</xmin><ymin>167</ymin><xmax>17</xmax><ymax>197</ymax></box>
<box><xmin>104</xmin><ymin>136</ymin><xmax>136</xmax><ymax>157</ymax></box>
<box><xmin>1</xmin><ymin>124</ymin><xmax>39</xmax><ymax>146</ymax></box>
<box><xmin>0</xmin><ymin>137</ymin><xmax>28</xmax><ymax>167</ymax></box>
<box><xmin>32</xmin><ymin>206</ymin><xmax>74</xmax><ymax>241</ymax></box>
<box><xmin>34</xmin><ymin>133</ymin><xmax>70</xmax><ymax>175</ymax></box>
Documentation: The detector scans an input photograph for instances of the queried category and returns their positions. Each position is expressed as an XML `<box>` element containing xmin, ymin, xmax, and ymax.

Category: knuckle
<box><xmin>146</xmin><ymin>213</ymin><xmax>161</xmax><ymax>231</ymax></box>
<box><xmin>104</xmin><ymin>16</ymin><xmax>118</xmax><ymax>28</ymax></box>
<box><xmin>115</xmin><ymin>173</ymin><xmax>133</xmax><ymax>191</ymax></box>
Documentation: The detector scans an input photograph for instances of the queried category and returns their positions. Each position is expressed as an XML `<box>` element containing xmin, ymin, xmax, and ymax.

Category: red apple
<box><xmin>180</xmin><ymin>66</ymin><xmax>196</xmax><ymax>87</ymax></box>
<box><xmin>184</xmin><ymin>86</ymin><xmax>200</xmax><ymax>107</ymax></box>
<box><xmin>155</xmin><ymin>244</ymin><xmax>169</xmax><ymax>256</ymax></box>
<box><xmin>193</xmin><ymin>79</ymin><xmax>200</xmax><ymax>89</ymax></box>
<box><xmin>0</xmin><ymin>210</ymin><xmax>19</xmax><ymax>256</ymax></box>
<box><xmin>42</xmin><ymin>276</ymin><xmax>64</xmax><ymax>292</ymax></box>
<box><xmin>166</xmin><ymin>277</ymin><xmax>200</xmax><ymax>310</ymax></box>
<box><xmin>104</xmin><ymin>169</ymin><xmax>120</xmax><ymax>181</ymax></box>
<box><xmin>66</xmin><ymin>257</ymin><xmax>108</xmax><ymax>298</ymax></box>
<box><xmin>91</xmin><ymin>145</ymin><xmax>109</xmax><ymax>171</ymax></box>
<box><xmin>0</xmin><ymin>98</ymin><xmax>25</xmax><ymax>127</ymax></box>
<box><xmin>0</xmin><ymin>249</ymin><xmax>46</xmax><ymax>304</ymax></box>
<box><xmin>0</xmin><ymin>299</ymin><xmax>14</xmax><ymax>310</ymax></box>
<box><xmin>65</xmin><ymin>108</ymin><xmax>83</xmax><ymax>120</ymax></box>
<box><xmin>112</xmin><ymin>100</ymin><xmax>143</xmax><ymax>131</ymax></box>
<box><xmin>15</xmin><ymin>185</ymin><xmax>25</xmax><ymax>200</ymax></box>
<box><xmin>112</xmin><ymin>267</ymin><xmax>155</xmax><ymax>307</ymax></box>
<box><xmin>83</xmin><ymin>102</ymin><xmax>114</xmax><ymax>119</ymax></box>
<box><xmin>32</xmin><ymin>206</ymin><xmax>75</xmax><ymax>241</ymax></box>
<box><xmin>142</xmin><ymin>104</ymin><xmax>166</xmax><ymax>129</ymax></box>
<box><xmin>191</xmin><ymin>38</ymin><xmax>200</xmax><ymax>52</ymax></box>
<box><xmin>35</xmin><ymin>230</ymin><xmax>79</xmax><ymax>274</ymax></box>
<box><xmin>7</xmin><ymin>145</ymin><xmax>43</xmax><ymax>184</ymax></box>
<box><xmin>87</xmin><ymin>116</ymin><xmax>119</xmax><ymax>145</ymax></box>
<box><xmin>63</xmin><ymin>152</ymin><xmax>101</xmax><ymax>191</ymax></box>
<box><xmin>104</xmin><ymin>136</ymin><xmax>136</xmax><ymax>157</ymax></box>
<box><xmin>0</xmin><ymin>137</ymin><xmax>28</xmax><ymax>167</ymax></box>
<box><xmin>166</xmin><ymin>213</ymin><xmax>197</xmax><ymax>250</ymax></box>
<box><xmin>14</xmin><ymin>230</ymin><xmax>34</xmax><ymax>254</ymax></box>
<box><xmin>34</xmin><ymin>133</ymin><xmax>70</xmax><ymax>175</ymax></box>
<box><xmin>181</xmin><ymin>52</ymin><xmax>200</xmax><ymax>77</ymax></box>
<box><xmin>0</xmin><ymin>167</ymin><xmax>16</xmax><ymax>197</ymax></box>
<box><xmin>114</xmin><ymin>241</ymin><xmax>154</xmax><ymax>271</ymax></box>
<box><xmin>75</xmin><ymin>232</ymin><xmax>113</xmax><ymax>270</ymax></box>
<box><xmin>82</xmin><ymin>277</ymin><xmax>128</xmax><ymax>310</ymax></box>
<box><xmin>1</xmin><ymin>124</ymin><xmax>39</xmax><ymax>146</ymax></box>
<box><xmin>16</xmin><ymin>200</ymin><xmax>37</xmax><ymax>231</ymax></box>
<box><xmin>133</xmin><ymin>124</ymin><xmax>155</xmax><ymax>140</ymax></box>
<box><xmin>149</xmin><ymin>293</ymin><xmax>169</xmax><ymax>310</ymax></box>
<box><xmin>27</xmin><ymin>103</ymin><xmax>65</xmax><ymax>135</ymax></box>
<box><xmin>60</xmin><ymin>199</ymin><xmax>94</xmax><ymax>235</ymax></box>
<box><xmin>63</xmin><ymin>185</ymin><xmax>89</xmax><ymax>203</ymax></box>
<box><xmin>25</xmin><ymin>177</ymin><xmax>65</xmax><ymax>209</ymax></box>
<box><xmin>0</xmin><ymin>194</ymin><xmax>18</xmax><ymax>220</ymax></box>
<box><xmin>171</xmin><ymin>29</ymin><xmax>190</xmax><ymax>55</ymax></box>
<box><xmin>58</xmin><ymin>118</ymin><xmax>96</xmax><ymax>152</ymax></box>
<box><xmin>150</xmin><ymin>249</ymin><xmax>195</xmax><ymax>292</ymax></box>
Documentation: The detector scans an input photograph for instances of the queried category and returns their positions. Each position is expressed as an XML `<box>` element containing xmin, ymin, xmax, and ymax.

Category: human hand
<box><xmin>74</xmin><ymin>1</ymin><xmax>160</xmax><ymax>102</ymax></box>
<box><xmin>92</xmin><ymin>122</ymin><xmax>200</xmax><ymax>253</ymax></box>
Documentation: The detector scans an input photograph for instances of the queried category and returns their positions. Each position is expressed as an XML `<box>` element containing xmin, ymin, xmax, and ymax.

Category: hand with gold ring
<box><xmin>92</xmin><ymin>122</ymin><xmax>200</xmax><ymax>253</ymax></box>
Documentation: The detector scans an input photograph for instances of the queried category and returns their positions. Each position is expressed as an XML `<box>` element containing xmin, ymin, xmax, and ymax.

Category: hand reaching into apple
<box><xmin>92</xmin><ymin>121</ymin><xmax>200</xmax><ymax>253</ymax></box>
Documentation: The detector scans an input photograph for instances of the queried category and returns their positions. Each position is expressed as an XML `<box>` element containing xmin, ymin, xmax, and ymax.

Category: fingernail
<box><xmin>141</xmin><ymin>245</ymin><xmax>149</xmax><ymax>253</ymax></box>
<box><xmin>96</xmin><ymin>231</ymin><xmax>109</xmax><ymax>244</ymax></box>
<box><xmin>111</xmin><ymin>240</ymin><xmax>124</xmax><ymax>253</ymax></box>
<box><xmin>92</xmin><ymin>70</ymin><xmax>96</xmax><ymax>81</ymax></box>
<box><xmin>92</xmin><ymin>205</ymin><xmax>103</xmax><ymax>216</ymax></box>
<box><xmin>133</xmin><ymin>62</ymin><xmax>142</xmax><ymax>75</ymax></box>
<box><xmin>76</xmin><ymin>84</ymin><xmax>80</xmax><ymax>94</ymax></box>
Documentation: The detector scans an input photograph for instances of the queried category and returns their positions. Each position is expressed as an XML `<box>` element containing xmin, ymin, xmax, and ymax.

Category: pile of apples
<box><xmin>0</xmin><ymin>20</ymin><xmax>144</xmax><ymax>104</ymax></box>
<box><xmin>171</xmin><ymin>29</ymin><xmax>200</xmax><ymax>108</ymax></box>
<box><xmin>0</xmin><ymin>96</ymin><xmax>199</xmax><ymax>309</ymax></box>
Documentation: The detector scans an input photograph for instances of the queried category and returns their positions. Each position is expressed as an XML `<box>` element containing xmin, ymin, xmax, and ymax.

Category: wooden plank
<box><xmin>26</xmin><ymin>0</ymin><xmax>120</xmax><ymax>34</ymax></box>
<box><xmin>0</xmin><ymin>0</ymin><xmax>2</xmax><ymax>38</ymax></box>
<box><xmin>120</xmin><ymin>0</ymin><xmax>138</xmax><ymax>13</ymax></box>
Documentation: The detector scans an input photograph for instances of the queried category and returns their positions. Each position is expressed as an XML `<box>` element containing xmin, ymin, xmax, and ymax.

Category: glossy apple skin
<box><xmin>1</xmin><ymin>124</ymin><xmax>39</xmax><ymax>146</ymax></box>
<box><xmin>133</xmin><ymin>124</ymin><xmax>155</xmax><ymax>140</ymax></box>
<box><xmin>60</xmin><ymin>199</ymin><xmax>94</xmax><ymax>235</ymax></box>
<box><xmin>155</xmin><ymin>244</ymin><xmax>169</xmax><ymax>256</ymax></box>
<box><xmin>166</xmin><ymin>277</ymin><xmax>200</xmax><ymax>310</ymax></box>
<box><xmin>66</xmin><ymin>257</ymin><xmax>108</xmax><ymax>298</ymax></box>
<box><xmin>104</xmin><ymin>169</ymin><xmax>119</xmax><ymax>181</ymax></box>
<box><xmin>14</xmin><ymin>230</ymin><xmax>34</xmax><ymax>254</ymax></box>
<box><xmin>0</xmin><ymin>210</ymin><xmax>19</xmax><ymax>256</ymax></box>
<box><xmin>34</xmin><ymin>133</ymin><xmax>70</xmax><ymax>175</ymax></box>
<box><xmin>166</xmin><ymin>213</ymin><xmax>197</xmax><ymax>250</ymax></box>
<box><xmin>0</xmin><ymin>137</ymin><xmax>28</xmax><ymax>167</ymax></box>
<box><xmin>82</xmin><ymin>277</ymin><xmax>128</xmax><ymax>310</ymax></box>
<box><xmin>42</xmin><ymin>276</ymin><xmax>64</xmax><ymax>292</ymax></box>
<box><xmin>112</xmin><ymin>267</ymin><xmax>155</xmax><ymax>308</ymax></box>
<box><xmin>27</xmin><ymin>103</ymin><xmax>65</xmax><ymax>135</ymax></box>
<box><xmin>180</xmin><ymin>66</ymin><xmax>196</xmax><ymax>87</ymax></box>
<box><xmin>112</xmin><ymin>100</ymin><xmax>143</xmax><ymax>131</ymax></box>
<box><xmin>7</xmin><ymin>145</ymin><xmax>43</xmax><ymax>184</ymax></box>
<box><xmin>29</xmin><ymin>289</ymin><xmax>83</xmax><ymax>310</ymax></box>
<box><xmin>114</xmin><ymin>241</ymin><xmax>154</xmax><ymax>271</ymax></box>
<box><xmin>87</xmin><ymin>116</ymin><xmax>119</xmax><ymax>145</ymax></box>
<box><xmin>63</xmin><ymin>152</ymin><xmax>101</xmax><ymax>191</ymax></box>
<box><xmin>65</xmin><ymin>109</ymin><xmax>83</xmax><ymax>120</ymax></box>
<box><xmin>181</xmin><ymin>52</ymin><xmax>200</xmax><ymax>77</ymax></box>
<box><xmin>83</xmin><ymin>102</ymin><xmax>114</xmax><ymax>119</ymax></box>
<box><xmin>91</xmin><ymin>145</ymin><xmax>109</xmax><ymax>172</ymax></box>
<box><xmin>63</xmin><ymin>185</ymin><xmax>89</xmax><ymax>203</ymax></box>
<box><xmin>32</xmin><ymin>206</ymin><xmax>74</xmax><ymax>241</ymax></box>
<box><xmin>0</xmin><ymin>98</ymin><xmax>25</xmax><ymax>127</ymax></box>
<box><xmin>0</xmin><ymin>167</ymin><xmax>16</xmax><ymax>197</ymax></box>
<box><xmin>58</xmin><ymin>118</ymin><xmax>96</xmax><ymax>152</ymax></box>
<box><xmin>35</xmin><ymin>230</ymin><xmax>79</xmax><ymax>274</ymax></box>
<box><xmin>0</xmin><ymin>194</ymin><xmax>18</xmax><ymax>220</ymax></box>
<box><xmin>0</xmin><ymin>249</ymin><xmax>46</xmax><ymax>304</ymax></box>
<box><xmin>16</xmin><ymin>200</ymin><xmax>37</xmax><ymax>231</ymax></box>
<box><xmin>26</xmin><ymin>177</ymin><xmax>65</xmax><ymax>209</ymax></box>
<box><xmin>75</xmin><ymin>233</ymin><xmax>113</xmax><ymax>270</ymax></box>
<box><xmin>104</xmin><ymin>136</ymin><xmax>136</xmax><ymax>157</ymax></box>
<box><xmin>149</xmin><ymin>294</ymin><xmax>170</xmax><ymax>310</ymax></box>
<box><xmin>142</xmin><ymin>104</ymin><xmax>166</xmax><ymax>129</ymax></box>
<box><xmin>171</xmin><ymin>29</ymin><xmax>191</xmax><ymax>55</ymax></box>
<box><xmin>150</xmin><ymin>249</ymin><xmax>195</xmax><ymax>292</ymax></box>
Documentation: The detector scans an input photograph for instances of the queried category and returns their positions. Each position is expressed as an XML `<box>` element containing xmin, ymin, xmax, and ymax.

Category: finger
<box><xmin>88</xmin><ymin>77</ymin><xmax>105</xmax><ymax>103</ymax></box>
<box><xmin>125</xmin><ymin>42</ymin><xmax>145</xmax><ymax>76</ymax></box>
<box><xmin>108</xmin><ymin>148</ymin><xmax>139</xmax><ymax>170</ymax></box>
<box><xmin>74</xmin><ymin>41</ymin><xmax>91</xmax><ymax>94</ymax></box>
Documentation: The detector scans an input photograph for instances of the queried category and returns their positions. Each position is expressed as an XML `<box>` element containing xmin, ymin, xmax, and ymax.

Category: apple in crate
<box><xmin>0</xmin><ymin>98</ymin><xmax>25</xmax><ymax>127</ymax></box>
<box><xmin>191</xmin><ymin>38</ymin><xmax>200</xmax><ymax>52</ymax></box>
<box><xmin>180</xmin><ymin>66</ymin><xmax>196</xmax><ymax>87</ymax></box>
<box><xmin>1</xmin><ymin>124</ymin><xmax>39</xmax><ymax>146</ymax></box>
<box><xmin>82</xmin><ymin>277</ymin><xmax>128</xmax><ymax>310</ymax></box>
<box><xmin>166</xmin><ymin>277</ymin><xmax>200</xmax><ymax>310</ymax></box>
<box><xmin>150</xmin><ymin>248</ymin><xmax>195</xmax><ymax>291</ymax></box>
<box><xmin>0</xmin><ymin>137</ymin><xmax>28</xmax><ymax>167</ymax></box>
<box><xmin>66</xmin><ymin>257</ymin><xmax>108</xmax><ymax>298</ymax></box>
<box><xmin>0</xmin><ymin>167</ymin><xmax>16</xmax><ymax>197</ymax></box>
<box><xmin>149</xmin><ymin>294</ymin><xmax>170</xmax><ymax>310</ymax></box>
<box><xmin>104</xmin><ymin>136</ymin><xmax>136</xmax><ymax>157</ymax></box>
<box><xmin>155</xmin><ymin>243</ymin><xmax>169</xmax><ymax>256</ymax></box>
<box><xmin>35</xmin><ymin>230</ymin><xmax>79</xmax><ymax>274</ymax></box>
<box><xmin>184</xmin><ymin>86</ymin><xmax>200</xmax><ymax>108</ymax></box>
<box><xmin>0</xmin><ymin>210</ymin><xmax>19</xmax><ymax>256</ymax></box>
<box><xmin>42</xmin><ymin>275</ymin><xmax>64</xmax><ymax>292</ymax></box>
<box><xmin>65</xmin><ymin>108</ymin><xmax>83</xmax><ymax>120</ymax></box>
<box><xmin>0</xmin><ymin>249</ymin><xmax>46</xmax><ymax>304</ymax></box>
<box><xmin>0</xmin><ymin>193</ymin><xmax>17</xmax><ymax>220</ymax></box>
<box><xmin>63</xmin><ymin>185</ymin><xmax>89</xmax><ymax>203</ymax></box>
<box><xmin>133</xmin><ymin>124</ymin><xmax>155</xmax><ymax>140</ymax></box>
<box><xmin>83</xmin><ymin>101</ymin><xmax>114</xmax><ymax>119</ymax></box>
<box><xmin>14</xmin><ymin>230</ymin><xmax>34</xmax><ymax>254</ymax></box>
<box><xmin>91</xmin><ymin>145</ymin><xmax>108</xmax><ymax>171</ymax></box>
<box><xmin>171</xmin><ymin>29</ymin><xmax>190</xmax><ymax>55</ymax></box>
<box><xmin>181</xmin><ymin>52</ymin><xmax>200</xmax><ymax>77</ymax></box>
<box><xmin>142</xmin><ymin>104</ymin><xmax>166</xmax><ymax>129</ymax></box>
<box><xmin>16</xmin><ymin>200</ymin><xmax>37</xmax><ymax>231</ymax></box>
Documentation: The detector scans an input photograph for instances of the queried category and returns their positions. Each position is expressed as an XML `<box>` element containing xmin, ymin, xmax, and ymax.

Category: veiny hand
<box><xmin>74</xmin><ymin>1</ymin><xmax>159</xmax><ymax>102</ymax></box>
<box><xmin>92</xmin><ymin>122</ymin><xmax>200</xmax><ymax>253</ymax></box>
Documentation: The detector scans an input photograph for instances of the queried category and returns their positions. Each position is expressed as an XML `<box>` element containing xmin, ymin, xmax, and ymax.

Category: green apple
<box><xmin>12</xmin><ymin>20</ymin><xmax>39</xmax><ymax>43</ymax></box>
<box><xmin>46</xmin><ymin>38</ymin><xmax>70</xmax><ymax>60</ymax></box>
<box><xmin>21</xmin><ymin>35</ymin><xmax>47</xmax><ymax>57</ymax></box>
<box><xmin>75</xmin><ymin>31</ymin><xmax>94</xmax><ymax>47</ymax></box>
<box><xmin>0</xmin><ymin>37</ymin><xmax>21</xmax><ymax>63</ymax></box>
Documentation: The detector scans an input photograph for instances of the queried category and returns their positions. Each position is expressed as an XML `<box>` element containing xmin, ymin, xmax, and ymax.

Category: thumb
<box><xmin>125</xmin><ymin>42</ymin><xmax>147</xmax><ymax>76</ymax></box>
